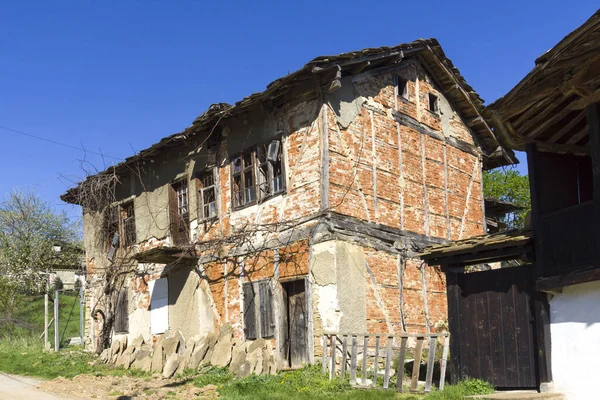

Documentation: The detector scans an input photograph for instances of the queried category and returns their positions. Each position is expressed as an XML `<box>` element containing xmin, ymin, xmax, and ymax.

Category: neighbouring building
<box><xmin>62</xmin><ymin>38</ymin><xmax>514</xmax><ymax>369</ymax></box>
<box><xmin>420</xmin><ymin>10</ymin><xmax>600</xmax><ymax>399</ymax></box>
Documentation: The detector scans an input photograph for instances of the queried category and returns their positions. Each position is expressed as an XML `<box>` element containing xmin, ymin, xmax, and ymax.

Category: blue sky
<box><xmin>0</xmin><ymin>1</ymin><xmax>597</xmax><ymax>222</ymax></box>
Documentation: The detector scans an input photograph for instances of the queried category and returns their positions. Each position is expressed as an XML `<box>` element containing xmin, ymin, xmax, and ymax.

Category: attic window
<box><xmin>428</xmin><ymin>93</ymin><xmax>439</xmax><ymax>114</ymax></box>
<box><xmin>396</xmin><ymin>76</ymin><xmax>408</xmax><ymax>100</ymax></box>
<box><xmin>206</xmin><ymin>131</ymin><xmax>221</xmax><ymax>151</ymax></box>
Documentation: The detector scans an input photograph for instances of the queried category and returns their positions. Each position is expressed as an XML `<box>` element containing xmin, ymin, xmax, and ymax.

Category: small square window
<box><xmin>397</xmin><ymin>76</ymin><xmax>408</xmax><ymax>100</ymax></box>
<box><xmin>428</xmin><ymin>93</ymin><xmax>439</xmax><ymax>114</ymax></box>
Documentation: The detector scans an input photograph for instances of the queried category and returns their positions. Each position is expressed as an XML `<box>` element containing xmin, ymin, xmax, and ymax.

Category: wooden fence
<box><xmin>321</xmin><ymin>333</ymin><xmax>449</xmax><ymax>392</ymax></box>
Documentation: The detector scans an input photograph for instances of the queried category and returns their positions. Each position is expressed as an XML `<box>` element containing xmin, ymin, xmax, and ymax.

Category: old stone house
<box><xmin>62</xmin><ymin>38</ymin><xmax>514</xmax><ymax>369</ymax></box>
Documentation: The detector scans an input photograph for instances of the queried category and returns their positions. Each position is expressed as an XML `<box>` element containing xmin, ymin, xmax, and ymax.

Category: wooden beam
<box><xmin>536</xmin><ymin>267</ymin><xmax>600</xmax><ymax>292</ymax></box>
<box><xmin>547</xmin><ymin>111</ymin><xmax>587</xmax><ymax>143</ymax></box>
<box><xmin>532</xmin><ymin>139</ymin><xmax>590</xmax><ymax>156</ymax></box>
<box><xmin>565</xmin><ymin>125</ymin><xmax>590</xmax><ymax>145</ymax></box>
<box><xmin>526</xmin><ymin>104</ymin><xmax>577</xmax><ymax>139</ymax></box>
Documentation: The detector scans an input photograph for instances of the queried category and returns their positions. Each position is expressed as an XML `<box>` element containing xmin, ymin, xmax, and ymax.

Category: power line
<box><xmin>0</xmin><ymin>124</ymin><xmax>122</xmax><ymax>160</ymax></box>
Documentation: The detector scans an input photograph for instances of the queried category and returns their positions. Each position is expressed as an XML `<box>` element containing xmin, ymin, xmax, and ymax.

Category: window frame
<box><xmin>231</xmin><ymin>138</ymin><xmax>286</xmax><ymax>211</ymax></box>
<box><xmin>197</xmin><ymin>167</ymin><xmax>218</xmax><ymax>221</ymax></box>
<box><xmin>171</xmin><ymin>179</ymin><xmax>190</xmax><ymax>231</ymax></box>
<box><xmin>428</xmin><ymin>93</ymin><xmax>440</xmax><ymax>114</ymax></box>
<box><xmin>120</xmin><ymin>200</ymin><xmax>136</xmax><ymax>248</ymax></box>
<box><xmin>396</xmin><ymin>75</ymin><xmax>409</xmax><ymax>101</ymax></box>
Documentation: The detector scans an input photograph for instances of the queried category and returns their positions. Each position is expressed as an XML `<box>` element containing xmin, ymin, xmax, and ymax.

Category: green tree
<box><xmin>483</xmin><ymin>167</ymin><xmax>531</xmax><ymax>229</ymax></box>
<box><xmin>0</xmin><ymin>190</ymin><xmax>80</xmax><ymax>298</ymax></box>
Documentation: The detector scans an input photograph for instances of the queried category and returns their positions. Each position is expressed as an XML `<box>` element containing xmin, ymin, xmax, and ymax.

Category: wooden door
<box><xmin>446</xmin><ymin>266</ymin><xmax>537</xmax><ymax>389</ymax></box>
<box><xmin>283</xmin><ymin>280</ymin><xmax>308</xmax><ymax>368</ymax></box>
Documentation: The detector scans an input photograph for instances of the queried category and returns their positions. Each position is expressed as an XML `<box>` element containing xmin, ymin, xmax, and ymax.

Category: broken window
<box><xmin>169</xmin><ymin>180</ymin><xmax>190</xmax><ymax>245</ymax></box>
<box><xmin>232</xmin><ymin>151</ymin><xmax>256</xmax><ymax>208</ymax></box>
<box><xmin>396</xmin><ymin>76</ymin><xmax>408</xmax><ymax>100</ymax></box>
<box><xmin>428</xmin><ymin>93</ymin><xmax>439</xmax><ymax>114</ymax></box>
<box><xmin>114</xmin><ymin>289</ymin><xmax>129</xmax><ymax>333</ymax></box>
<box><xmin>105</xmin><ymin>206</ymin><xmax>120</xmax><ymax>260</ymax></box>
<box><xmin>231</xmin><ymin>138</ymin><xmax>285</xmax><ymax>210</ymax></box>
<box><xmin>120</xmin><ymin>201</ymin><xmax>136</xmax><ymax>247</ymax></box>
<box><xmin>243</xmin><ymin>280</ymin><xmax>275</xmax><ymax>340</ymax></box>
<box><xmin>198</xmin><ymin>168</ymin><xmax>218</xmax><ymax>220</ymax></box>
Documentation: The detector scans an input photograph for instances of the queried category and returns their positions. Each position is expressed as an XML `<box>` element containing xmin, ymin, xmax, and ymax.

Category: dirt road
<box><xmin>0</xmin><ymin>372</ymin><xmax>80</xmax><ymax>399</ymax></box>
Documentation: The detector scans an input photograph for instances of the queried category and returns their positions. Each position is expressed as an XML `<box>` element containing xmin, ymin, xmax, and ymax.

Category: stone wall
<box><xmin>100</xmin><ymin>324</ymin><xmax>276</xmax><ymax>379</ymax></box>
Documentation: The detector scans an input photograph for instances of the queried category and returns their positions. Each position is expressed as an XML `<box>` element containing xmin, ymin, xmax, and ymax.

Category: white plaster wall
<box><xmin>550</xmin><ymin>280</ymin><xmax>600</xmax><ymax>400</ymax></box>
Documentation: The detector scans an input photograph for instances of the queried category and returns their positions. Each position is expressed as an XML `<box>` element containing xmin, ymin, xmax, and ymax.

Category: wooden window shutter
<box><xmin>168</xmin><ymin>184</ymin><xmax>178</xmax><ymax>239</ymax></box>
<box><xmin>259</xmin><ymin>281</ymin><xmax>275</xmax><ymax>338</ymax></box>
<box><xmin>243</xmin><ymin>283</ymin><xmax>257</xmax><ymax>340</ymax></box>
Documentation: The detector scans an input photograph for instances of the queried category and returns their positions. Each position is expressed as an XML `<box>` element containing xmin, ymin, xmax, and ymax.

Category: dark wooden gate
<box><xmin>446</xmin><ymin>266</ymin><xmax>537</xmax><ymax>389</ymax></box>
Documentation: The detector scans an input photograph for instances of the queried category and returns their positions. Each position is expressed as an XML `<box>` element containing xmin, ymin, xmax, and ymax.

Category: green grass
<box><xmin>191</xmin><ymin>365</ymin><xmax>493</xmax><ymax>400</ymax></box>
<box><xmin>1</xmin><ymin>291</ymin><xmax>83</xmax><ymax>348</ymax></box>
<box><xmin>0</xmin><ymin>338</ymin><xmax>150</xmax><ymax>380</ymax></box>
<box><xmin>426</xmin><ymin>378</ymin><xmax>494</xmax><ymax>400</ymax></box>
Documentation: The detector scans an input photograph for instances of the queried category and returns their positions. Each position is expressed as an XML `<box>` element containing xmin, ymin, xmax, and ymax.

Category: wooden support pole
<box><xmin>341</xmin><ymin>335</ymin><xmax>348</xmax><ymax>380</ymax></box>
<box><xmin>350</xmin><ymin>335</ymin><xmax>358</xmax><ymax>385</ymax></box>
<box><xmin>79</xmin><ymin>284</ymin><xmax>84</xmax><ymax>346</ymax></box>
<box><xmin>362</xmin><ymin>335</ymin><xmax>369</xmax><ymax>386</ymax></box>
<box><xmin>54</xmin><ymin>290</ymin><xmax>59</xmax><ymax>352</ymax></box>
<box><xmin>411</xmin><ymin>337</ymin><xmax>424</xmax><ymax>392</ymax></box>
<box><xmin>439</xmin><ymin>335</ymin><xmax>450</xmax><ymax>390</ymax></box>
<box><xmin>330</xmin><ymin>334</ymin><xmax>336</xmax><ymax>379</ymax></box>
<box><xmin>373</xmin><ymin>335</ymin><xmax>380</xmax><ymax>387</ymax></box>
<box><xmin>322</xmin><ymin>336</ymin><xmax>327</xmax><ymax>374</ymax></box>
<box><xmin>585</xmin><ymin>102</ymin><xmax>600</xmax><ymax>202</ymax></box>
<box><xmin>44</xmin><ymin>292</ymin><xmax>49</xmax><ymax>349</ymax></box>
<box><xmin>425</xmin><ymin>336</ymin><xmax>437</xmax><ymax>392</ymax></box>
<box><xmin>396</xmin><ymin>337</ymin><xmax>407</xmax><ymax>392</ymax></box>
<box><xmin>383</xmin><ymin>336</ymin><xmax>393</xmax><ymax>389</ymax></box>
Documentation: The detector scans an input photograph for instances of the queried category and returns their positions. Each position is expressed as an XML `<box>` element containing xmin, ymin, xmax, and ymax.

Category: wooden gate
<box><xmin>446</xmin><ymin>266</ymin><xmax>537</xmax><ymax>389</ymax></box>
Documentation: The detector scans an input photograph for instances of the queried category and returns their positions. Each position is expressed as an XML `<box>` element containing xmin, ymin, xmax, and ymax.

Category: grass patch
<box><xmin>0</xmin><ymin>338</ymin><xmax>150</xmax><ymax>380</ymax></box>
<box><xmin>426</xmin><ymin>378</ymin><xmax>494</xmax><ymax>400</ymax></box>
<box><xmin>191</xmin><ymin>365</ymin><xmax>493</xmax><ymax>400</ymax></box>
<box><xmin>1</xmin><ymin>292</ymin><xmax>83</xmax><ymax>348</ymax></box>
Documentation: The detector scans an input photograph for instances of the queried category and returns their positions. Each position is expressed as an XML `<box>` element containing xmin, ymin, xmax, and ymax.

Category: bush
<box><xmin>52</xmin><ymin>277</ymin><xmax>64</xmax><ymax>291</ymax></box>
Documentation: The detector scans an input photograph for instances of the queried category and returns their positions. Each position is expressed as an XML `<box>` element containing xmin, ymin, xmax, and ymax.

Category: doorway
<box><xmin>281</xmin><ymin>279</ymin><xmax>308</xmax><ymax>368</ymax></box>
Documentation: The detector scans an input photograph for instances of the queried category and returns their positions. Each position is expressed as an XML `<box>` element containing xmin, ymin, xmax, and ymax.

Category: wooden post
<box><xmin>425</xmin><ymin>336</ymin><xmax>437</xmax><ymax>392</ymax></box>
<box><xmin>54</xmin><ymin>290</ymin><xmax>59</xmax><ymax>352</ymax></box>
<box><xmin>341</xmin><ymin>335</ymin><xmax>348</xmax><ymax>380</ymax></box>
<box><xmin>321</xmin><ymin>336</ymin><xmax>327</xmax><ymax>374</ymax></box>
<box><xmin>330</xmin><ymin>334</ymin><xmax>336</xmax><ymax>379</ymax></box>
<box><xmin>439</xmin><ymin>335</ymin><xmax>450</xmax><ymax>390</ymax></box>
<box><xmin>396</xmin><ymin>337</ymin><xmax>407</xmax><ymax>392</ymax></box>
<box><xmin>79</xmin><ymin>283</ymin><xmax>84</xmax><ymax>346</ymax></box>
<box><xmin>586</xmin><ymin>102</ymin><xmax>600</xmax><ymax>203</ymax></box>
<box><xmin>44</xmin><ymin>292</ymin><xmax>49</xmax><ymax>349</ymax></box>
<box><xmin>373</xmin><ymin>335</ymin><xmax>380</xmax><ymax>387</ymax></box>
<box><xmin>410</xmin><ymin>337</ymin><xmax>424</xmax><ymax>392</ymax></box>
<box><xmin>383</xmin><ymin>336</ymin><xmax>393</xmax><ymax>389</ymax></box>
<box><xmin>350</xmin><ymin>335</ymin><xmax>358</xmax><ymax>385</ymax></box>
<box><xmin>361</xmin><ymin>335</ymin><xmax>369</xmax><ymax>386</ymax></box>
